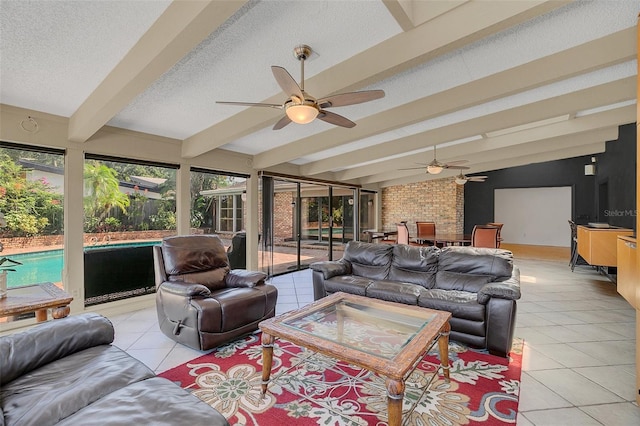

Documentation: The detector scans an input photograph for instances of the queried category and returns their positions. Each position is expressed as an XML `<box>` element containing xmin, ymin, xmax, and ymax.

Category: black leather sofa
<box><xmin>310</xmin><ymin>242</ymin><xmax>521</xmax><ymax>357</ymax></box>
<box><xmin>0</xmin><ymin>313</ymin><xmax>229</xmax><ymax>426</ymax></box>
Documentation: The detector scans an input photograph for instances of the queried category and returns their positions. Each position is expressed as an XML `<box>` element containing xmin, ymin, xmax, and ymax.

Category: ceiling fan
<box><xmin>453</xmin><ymin>169</ymin><xmax>488</xmax><ymax>185</ymax></box>
<box><xmin>400</xmin><ymin>145</ymin><xmax>469</xmax><ymax>175</ymax></box>
<box><xmin>217</xmin><ymin>45</ymin><xmax>385</xmax><ymax>130</ymax></box>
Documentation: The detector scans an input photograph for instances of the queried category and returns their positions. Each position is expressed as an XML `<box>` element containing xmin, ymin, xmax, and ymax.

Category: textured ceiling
<box><xmin>1</xmin><ymin>0</ymin><xmax>638</xmax><ymax>188</ymax></box>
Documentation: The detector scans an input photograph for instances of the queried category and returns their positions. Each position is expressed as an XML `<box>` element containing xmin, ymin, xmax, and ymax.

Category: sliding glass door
<box><xmin>260</xmin><ymin>175</ymin><xmax>359</xmax><ymax>277</ymax></box>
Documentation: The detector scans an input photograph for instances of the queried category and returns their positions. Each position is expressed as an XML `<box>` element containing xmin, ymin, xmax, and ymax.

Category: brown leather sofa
<box><xmin>310</xmin><ymin>242</ymin><xmax>520</xmax><ymax>357</ymax></box>
<box><xmin>153</xmin><ymin>235</ymin><xmax>277</xmax><ymax>351</ymax></box>
<box><xmin>0</xmin><ymin>313</ymin><xmax>229</xmax><ymax>425</ymax></box>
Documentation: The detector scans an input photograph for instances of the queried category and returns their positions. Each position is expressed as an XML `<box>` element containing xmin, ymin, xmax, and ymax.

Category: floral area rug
<box><xmin>159</xmin><ymin>333</ymin><xmax>523</xmax><ymax>426</ymax></box>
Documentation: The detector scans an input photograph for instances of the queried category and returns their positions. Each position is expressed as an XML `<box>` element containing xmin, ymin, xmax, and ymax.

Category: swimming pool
<box><xmin>6</xmin><ymin>241</ymin><xmax>160</xmax><ymax>288</ymax></box>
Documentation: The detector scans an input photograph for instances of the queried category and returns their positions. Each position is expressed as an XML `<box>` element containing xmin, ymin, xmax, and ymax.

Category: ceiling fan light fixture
<box><xmin>455</xmin><ymin>176</ymin><xmax>468</xmax><ymax>185</ymax></box>
<box><xmin>427</xmin><ymin>164</ymin><xmax>443</xmax><ymax>174</ymax></box>
<box><xmin>285</xmin><ymin>103</ymin><xmax>318</xmax><ymax>124</ymax></box>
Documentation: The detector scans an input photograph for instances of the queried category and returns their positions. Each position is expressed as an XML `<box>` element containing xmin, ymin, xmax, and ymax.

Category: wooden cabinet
<box><xmin>576</xmin><ymin>226</ymin><xmax>634</xmax><ymax>267</ymax></box>
<box><xmin>616</xmin><ymin>236</ymin><xmax>638</xmax><ymax>308</ymax></box>
<box><xmin>618</xmin><ymin>235</ymin><xmax>639</xmax><ymax>405</ymax></box>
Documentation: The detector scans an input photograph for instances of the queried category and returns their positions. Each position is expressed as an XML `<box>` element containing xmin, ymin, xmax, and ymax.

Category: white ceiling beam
<box><xmin>378</xmin><ymin>142</ymin><xmax>607</xmax><ymax>188</ymax></box>
<box><xmin>68</xmin><ymin>0</ymin><xmax>248</xmax><ymax>143</ymax></box>
<box><xmin>182</xmin><ymin>0</ymin><xmax>567</xmax><ymax>158</ymax></box>
<box><xmin>448</xmin><ymin>127</ymin><xmax>617</xmax><ymax>169</ymax></box>
<box><xmin>358</xmin><ymin>129</ymin><xmax>615</xmax><ymax>185</ymax></box>
<box><xmin>334</xmin><ymin>104</ymin><xmax>635</xmax><ymax>181</ymax></box>
<box><xmin>409</xmin><ymin>0</ymin><xmax>469</xmax><ymax>27</ymax></box>
<box><xmin>382</xmin><ymin>0</ymin><xmax>469</xmax><ymax>30</ymax></box>
<box><xmin>258</xmin><ymin>27</ymin><xmax>636</xmax><ymax>170</ymax></box>
<box><xmin>381</xmin><ymin>0</ymin><xmax>415</xmax><ymax>31</ymax></box>
<box><xmin>304</xmin><ymin>76</ymin><xmax>635</xmax><ymax>179</ymax></box>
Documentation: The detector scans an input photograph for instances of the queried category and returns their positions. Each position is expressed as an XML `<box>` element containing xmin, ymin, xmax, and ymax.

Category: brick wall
<box><xmin>273</xmin><ymin>192</ymin><xmax>294</xmax><ymax>243</ymax></box>
<box><xmin>1</xmin><ymin>230</ymin><xmax>178</xmax><ymax>254</ymax></box>
<box><xmin>382</xmin><ymin>177</ymin><xmax>463</xmax><ymax>235</ymax></box>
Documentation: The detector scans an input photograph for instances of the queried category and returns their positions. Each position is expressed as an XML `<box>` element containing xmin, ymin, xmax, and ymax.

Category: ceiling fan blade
<box><xmin>317</xmin><ymin>110</ymin><xmax>356</xmax><ymax>128</ymax></box>
<box><xmin>398</xmin><ymin>167</ymin><xmax>429</xmax><ymax>171</ymax></box>
<box><xmin>445</xmin><ymin>160</ymin><xmax>469</xmax><ymax>166</ymax></box>
<box><xmin>318</xmin><ymin>90</ymin><xmax>385</xmax><ymax>108</ymax></box>
<box><xmin>271</xmin><ymin>66</ymin><xmax>303</xmax><ymax>99</ymax></box>
<box><xmin>273</xmin><ymin>115</ymin><xmax>292</xmax><ymax>130</ymax></box>
<box><xmin>217</xmin><ymin>101</ymin><xmax>282</xmax><ymax>109</ymax></box>
<box><xmin>444</xmin><ymin>164</ymin><xmax>470</xmax><ymax>170</ymax></box>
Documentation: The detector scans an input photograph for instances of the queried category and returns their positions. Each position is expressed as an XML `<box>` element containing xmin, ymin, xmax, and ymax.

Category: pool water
<box><xmin>6</xmin><ymin>241</ymin><xmax>159</xmax><ymax>288</ymax></box>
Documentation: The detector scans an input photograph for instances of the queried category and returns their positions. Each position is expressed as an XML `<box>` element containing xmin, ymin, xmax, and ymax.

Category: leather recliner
<box><xmin>227</xmin><ymin>231</ymin><xmax>247</xmax><ymax>269</ymax></box>
<box><xmin>153</xmin><ymin>235</ymin><xmax>277</xmax><ymax>351</ymax></box>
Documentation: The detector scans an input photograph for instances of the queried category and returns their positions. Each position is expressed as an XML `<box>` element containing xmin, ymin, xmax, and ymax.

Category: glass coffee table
<box><xmin>259</xmin><ymin>291</ymin><xmax>451</xmax><ymax>426</ymax></box>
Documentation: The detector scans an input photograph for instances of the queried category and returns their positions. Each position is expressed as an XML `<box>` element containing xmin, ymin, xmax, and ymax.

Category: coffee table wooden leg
<box><xmin>386</xmin><ymin>378</ymin><xmax>404</xmax><ymax>426</ymax></box>
<box><xmin>35</xmin><ymin>309</ymin><xmax>48</xmax><ymax>322</ymax></box>
<box><xmin>261</xmin><ymin>332</ymin><xmax>274</xmax><ymax>395</ymax></box>
<box><xmin>438</xmin><ymin>321</ymin><xmax>451</xmax><ymax>381</ymax></box>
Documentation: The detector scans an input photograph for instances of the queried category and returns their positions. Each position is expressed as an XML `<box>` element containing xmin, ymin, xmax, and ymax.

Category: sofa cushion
<box><xmin>343</xmin><ymin>241</ymin><xmax>393</xmax><ymax>280</ymax></box>
<box><xmin>388</xmin><ymin>245</ymin><xmax>438</xmax><ymax>289</ymax></box>
<box><xmin>434</xmin><ymin>270</ymin><xmax>492</xmax><ymax>293</ymax></box>
<box><xmin>56</xmin><ymin>377</ymin><xmax>229</xmax><ymax>426</ymax></box>
<box><xmin>0</xmin><ymin>345</ymin><xmax>155</xmax><ymax>426</ymax></box>
<box><xmin>366</xmin><ymin>280</ymin><xmax>425</xmax><ymax>305</ymax></box>
<box><xmin>324</xmin><ymin>275</ymin><xmax>372</xmax><ymax>296</ymax></box>
<box><xmin>418</xmin><ymin>289</ymin><xmax>485</xmax><ymax>322</ymax></box>
<box><xmin>438</xmin><ymin>247</ymin><xmax>513</xmax><ymax>280</ymax></box>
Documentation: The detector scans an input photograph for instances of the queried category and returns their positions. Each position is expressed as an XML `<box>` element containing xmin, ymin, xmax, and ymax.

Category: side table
<box><xmin>0</xmin><ymin>282</ymin><xmax>73</xmax><ymax>323</ymax></box>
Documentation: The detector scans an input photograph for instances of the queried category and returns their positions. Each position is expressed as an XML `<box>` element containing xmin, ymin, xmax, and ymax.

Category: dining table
<box><xmin>363</xmin><ymin>229</ymin><xmax>398</xmax><ymax>243</ymax></box>
<box><xmin>415</xmin><ymin>233</ymin><xmax>472</xmax><ymax>246</ymax></box>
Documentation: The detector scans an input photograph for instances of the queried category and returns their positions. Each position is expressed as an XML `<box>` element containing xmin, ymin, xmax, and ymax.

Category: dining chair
<box><xmin>416</xmin><ymin>221</ymin><xmax>436</xmax><ymax>246</ymax></box>
<box><xmin>486</xmin><ymin>222</ymin><xmax>504</xmax><ymax>247</ymax></box>
<box><xmin>471</xmin><ymin>225</ymin><xmax>500</xmax><ymax>248</ymax></box>
<box><xmin>396</xmin><ymin>222</ymin><xmax>423</xmax><ymax>246</ymax></box>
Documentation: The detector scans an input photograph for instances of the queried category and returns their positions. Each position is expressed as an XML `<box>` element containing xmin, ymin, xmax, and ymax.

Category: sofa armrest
<box><xmin>309</xmin><ymin>260</ymin><xmax>350</xmax><ymax>279</ymax></box>
<box><xmin>160</xmin><ymin>281</ymin><xmax>211</xmax><ymax>297</ymax></box>
<box><xmin>477</xmin><ymin>267</ymin><xmax>521</xmax><ymax>304</ymax></box>
<box><xmin>0</xmin><ymin>313</ymin><xmax>114</xmax><ymax>386</ymax></box>
<box><xmin>226</xmin><ymin>270</ymin><xmax>267</xmax><ymax>288</ymax></box>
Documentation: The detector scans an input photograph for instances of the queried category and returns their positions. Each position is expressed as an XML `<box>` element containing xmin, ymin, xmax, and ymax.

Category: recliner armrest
<box><xmin>160</xmin><ymin>281</ymin><xmax>211</xmax><ymax>297</ymax></box>
<box><xmin>226</xmin><ymin>270</ymin><xmax>267</xmax><ymax>288</ymax></box>
<box><xmin>309</xmin><ymin>260</ymin><xmax>350</xmax><ymax>279</ymax></box>
<box><xmin>477</xmin><ymin>267</ymin><xmax>521</xmax><ymax>304</ymax></box>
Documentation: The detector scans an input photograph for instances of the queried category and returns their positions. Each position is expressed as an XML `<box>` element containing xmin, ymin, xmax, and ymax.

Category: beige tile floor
<box><xmin>107</xmin><ymin>255</ymin><xmax>640</xmax><ymax>425</ymax></box>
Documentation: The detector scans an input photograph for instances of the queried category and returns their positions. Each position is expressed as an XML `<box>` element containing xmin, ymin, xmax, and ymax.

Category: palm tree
<box><xmin>84</xmin><ymin>162</ymin><xmax>130</xmax><ymax>220</ymax></box>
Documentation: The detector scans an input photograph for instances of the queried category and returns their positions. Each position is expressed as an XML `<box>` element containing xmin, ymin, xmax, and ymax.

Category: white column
<box><xmin>245</xmin><ymin>172</ymin><xmax>260</xmax><ymax>270</ymax></box>
<box><xmin>176</xmin><ymin>163</ymin><xmax>191</xmax><ymax>235</ymax></box>
<box><xmin>62</xmin><ymin>145</ymin><xmax>85</xmax><ymax>312</ymax></box>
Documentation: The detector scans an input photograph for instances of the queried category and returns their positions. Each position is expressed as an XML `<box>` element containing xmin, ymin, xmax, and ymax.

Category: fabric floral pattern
<box><xmin>160</xmin><ymin>332</ymin><xmax>522</xmax><ymax>425</ymax></box>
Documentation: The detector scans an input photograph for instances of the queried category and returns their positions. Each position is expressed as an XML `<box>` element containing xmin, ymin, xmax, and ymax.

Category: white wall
<box><xmin>494</xmin><ymin>187</ymin><xmax>571</xmax><ymax>247</ymax></box>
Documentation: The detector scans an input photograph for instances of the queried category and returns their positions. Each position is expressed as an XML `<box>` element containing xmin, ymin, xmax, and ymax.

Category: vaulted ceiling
<box><xmin>1</xmin><ymin>0</ymin><xmax>637</xmax><ymax>188</ymax></box>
